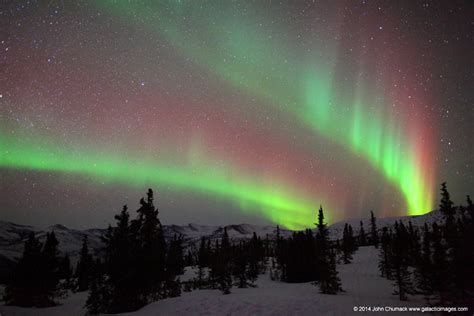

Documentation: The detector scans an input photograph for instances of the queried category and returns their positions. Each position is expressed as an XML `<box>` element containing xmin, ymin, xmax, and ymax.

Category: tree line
<box><xmin>3</xmin><ymin>189</ymin><xmax>349</xmax><ymax>313</ymax></box>
<box><xmin>4</xmin><ymin>183</ymin><xmax>472</xmax><ymax>313</ymax></box>
<box><xmin>378</xmin><ymin>182</ymin><xmax>474</xmax><ymax>307</ymax></box>
<box><xmin>4</xmin><ymin>189</ymin><xmax>185</xmax><ymax>313</ymax></box>
<box><xmin>270</xmin><ymin>206</ymin><xmax>344</xmax><ymax>294</ymax></box>
<box><xmin>192</xmin><ymin>205</ymin><xmax>345</xmax><ymax>295</ymax></box>
<box><xmin>191</xmin><ymin>229</ymin><xmax>267</xmax><ymax>294</ymax></box>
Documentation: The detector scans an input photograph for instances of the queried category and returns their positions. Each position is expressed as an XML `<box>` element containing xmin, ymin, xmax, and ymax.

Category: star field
<box><xmin>1</xmin><ymin>1</ymin><xmax>472</xmax><ymax>229</ymax></box>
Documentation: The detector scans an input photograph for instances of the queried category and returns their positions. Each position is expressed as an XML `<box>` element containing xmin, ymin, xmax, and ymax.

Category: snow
<box><xmin>124</xmin><ymin>246</ymin><xmax>426</xmax><ymax>316</ymax></box>
<box><xmin>0</xmin><ymin>221</ymin><xmax>105</xmax><ymax>266</ymax></box>
<box><xmin>0</xmin><ymin>211</ymin><xmax>447</xmax><ymax>285</ymax></box>
<box><xmin>180</xmin><ymin>266</ymin><xmax>203</xmax><ymax>283</ymax></box>
<box><xmin>0</xmin><ymin>222</ymin><xmax>294</xmax><ymax>267</ymax></box>
<box><xmin>0</xmin><ymin>211</ymin><xmax>443</xmax><ymax>266</ymax></box>
<box><xmin>0</xmin><ymin>291</ymin><xmax>88</xmax><ymax>316</ymax></box>
<box><xmin>0</xmin><ymin>211</ymin><xmax>449</xmax><ymax>315</ymax></box>
<box><xmin>0</xmin><ymin>246</ymin><xmax>428</xmax><ymax>316</ymax></box>
<box><xmin>328</xmin><ymin>210</ymin><xmax>444</xmax><ymax>240</ymax></box>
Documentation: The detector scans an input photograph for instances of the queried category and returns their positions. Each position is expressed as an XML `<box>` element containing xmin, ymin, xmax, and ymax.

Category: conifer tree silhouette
<box><xmin>378</xmin><ymin>227</ymin><xmax>392</xmax><ymax>279</ymax></box>
<box><xmin>341</xmin><ymin>223</ymin><xmax>353</xmax><ymax>264</ymax></box>
<box><xmin>5</xmin><ymin>231</ymin><xmax>61</xmax><ymax>307</ymax></box>
<box><xmin>216</xmin><ymin>228</ymin><xmax>232</xmax><ymax>294</ymax></box>
<box><xmin>370</xmin><ymin>211</ymin><xmax>379</xmax><ymax>247</ymax></box>
<box><xmin>358</xmin><ymin>221</ymin><xmax>366</xmax><ymax>246</ymax></box>
<box><xmin>316</xmin><ymin>206</ymin><xmax>343</xmax><ymax>294</ymax></box>
<box><xmin>391</xmin><ymin>222</ymin><xmax>414</xmax><ymax>301</ymax></box>
<box><xmin>4</xmin><ymin>233</ymin><xmax>44</xmax><ymax>306</ymax></box>
<box><xmin>76</xmin><ymin>235</ymin><xmax>93</xmax><ymax>292</ymax></box>
<box><xmin>58</xmin><ymin>254</ymin><xmax>72</xmax><ymax>280</ymax></box>
<box><xmin>415</xmin><ymin>223</ymin><xmax>434</xmax><ymax>297</ymax></box>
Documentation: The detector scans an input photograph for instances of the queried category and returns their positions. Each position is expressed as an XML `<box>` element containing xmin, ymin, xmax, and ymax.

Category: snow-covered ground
<box><xmin>0</xmin><ymin>246</ymin><xmax>429</xmax><ymax>316</ymax></box>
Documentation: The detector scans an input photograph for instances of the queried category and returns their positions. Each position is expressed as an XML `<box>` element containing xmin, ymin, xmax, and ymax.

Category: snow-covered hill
<box><xmin>0</xmin><ymin>221</ymin><xmax>294</xmax><ymax>281</ymax></box>
<box><xmin>0</xmin><ymin>210</ymin><xmax>451</xmax><ymax>315</ymax></box>
<box><xmin>328</xmin><ymin>209</ymin><xmax>443</xmax><ymax>240</ymax></box>
<box><xmin>0</xmin><ymin>210</ymin><xmax>445</xmax><ymax>283</ymax></box>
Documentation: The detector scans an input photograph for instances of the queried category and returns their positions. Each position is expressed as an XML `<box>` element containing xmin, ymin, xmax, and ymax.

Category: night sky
<box><xmin>1</xmin><ymin>1</ymin><xmax>473</xmax><ymax>229</ymax></box>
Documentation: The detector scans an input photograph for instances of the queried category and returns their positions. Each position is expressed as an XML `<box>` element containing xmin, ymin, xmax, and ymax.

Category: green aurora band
<box><xmin>1</xmin><ymin>1</ymin><xmax>435</xmax><ymax>229</ymax></box>
<box><xmin>90</xmin><ymin>1</ymin><xmax>435</xmax><ymax>216</ymax></box>
<box><xmin>0</xmin><ymin>134</ymin><xmax>324</xmax><ymax>230</ymax></box>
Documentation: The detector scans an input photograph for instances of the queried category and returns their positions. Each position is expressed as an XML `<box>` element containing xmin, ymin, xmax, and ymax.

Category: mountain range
<box><xmin>0</xmin><ymin>210</ymin><xmax>443</xmax><ymax>283</ymax></box>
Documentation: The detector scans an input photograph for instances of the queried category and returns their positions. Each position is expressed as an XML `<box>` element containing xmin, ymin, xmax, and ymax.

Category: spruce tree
<box><xmin>358</xmin><ymin>221</ymin><xmax>366</xmax><ymax>246</ymax></box>
<box><xmin>285</xmin><ymin>230</ymin><xmax>317</xmax><ymax>282</ymax></box>
<box><xmin>216</xmin><ymin>228</ymin><xmax>232</xmax><ymax>294</ymax></box>
<box><xmin>407</xmin><ymin>221</ymin><xmax>421</xmax><ymax>266</ymax></box>
<box><xmin>104</xmin><ymin>205</ymin><xmax>139</xmax><ymax>312</ymax></box>
<box><xmin>85</xmin><ymin>271</ymin><xmax>110</xmax><ymax>315</ymax></box>
<box><xmin>195</xmin><ymin>237</ymin><xmax>208</xmax><ymax>289</ymax></box>
<box><xmin>334</xmin><ymin>239</ymin><xmax>342</xmax><ymax>260</ymax></box>
<box><xmin>415</xmin><ymin>223</ymin><xmax>434</xmax><ymax>297</ymax></box>
<box><xmin>439</xmin><ymin>182</ymin><xmax>455</xmax><ymax>218</ymax></box>
<box><xmin>4</xmin><ymin>233</ymin><xmax>45</xmax><ymax>306</ymax></box>
<box><xmin>136</xmin><ymin>189</ymin><xmax>167</xmax><ymax>301</ymax></box>
<box><xmin>198</xmin><ymin>236</ymin><xmax>209</xmax><ymax>267</ymax></box>
<box><xmin>58</xmin><ymin>253</ymin><xmax>73</xmax><ymax>289</ymax></box>
<box><xmin>40</xmin><ymin>232</ymin><xmax>61</xmax><ymax>305</ymax></box>
<box><xmin>439</xmin><ymin>182</ymin><xmax>456</xmax><ymax>244</ymax></box>
<box><xmin>58</xmin><ymin>254</ymin><xmax>72</xmax><ymax>280</ymax></box>
<box><xmin>316</xmin><ymin>206</ymin><xmax>343</xmax><ymax>294</ymax></box>
<box><xmin>323</xmin><ymin>249</ymin><xmax>343</xmax><ymax>294</ymax></box>
<box><xmin>348</xmin><ymin>224</ymin><xmax>357</xmax><ymax>252</ymax></box>
<box><xmin>248</xmin><ymin>232</ymin><xmax>263</xmax><ymax>279</ymax></box>
<box><xmin>164</xmin><ymin>276</ymin><xmax>182</xmax><ymax>298</ymax></box>
<box><xmin>264</xmin><ymin>233</ymin><xmax>271</xmax><ymax>258</ymax></box>
<box><xmin>274</xmin><ymin>225</ymin><xmax>287</xmax><ymax>282</ymax></box>
<box><xmin>232</xmin><ymin>242</ymin><xmax>250</xmax><ymax>288</ymax></box>
<box><xmin>5</xmin><ymin>231</ymin><xmax>62</xmax><ymax>307</ymax></box>
<box><xmin>463</xmin><ymin>196</ymin><xmax>473</xmax><ymax>273</ymax></box>
<box><xmin>391</xmin><ymin>222</ymin><xmax>414</xmax><ymax>301</ymax></box>
<box><xmin>392</xmin><ymin>260</ymin><xmax>413</xmax><ymax>301</ymax></box>
<box><xmin>86</xmin><ymin>190</ymin><xmax>178</xmax><ymax>314</ymax></box>
<box><xmin>466</xmin><ymin>195</ymin><xmax>473</xmax><ymax>219</ymax></box>
<box><xmin>208</xmin><ymin>239</ymin><xmax>220</xmax><ymax>289</ymax></box>
<box><xmin>456</xmin><ymin>195</ymin><xmax>474</xmax><ymax>306</ymax></box>
<box><xmin>431</xmin><ymin>222</ymin><xmax>450</xmax><ymax>304</ymax></box>
<box><xmin>86</xmin><ymin>276</ymin><xmax>102</xmax><ymax>314</ymax></box>
<box><xmin>165</xmin><ymin>234</ymin><xmax>184</xmax><ymax>296</ymax></box>
<box><xmin>378</xmin><ymin>227</ymin><xmax>392</xmax><ymax>279</ymax></box>
<box><xmin>167</xmin><ymin>234</ymin><xmax>185</xmax><ymax>276</ymax></box>
<box><xmin>208</xmin><ymin>229</ymin><xmax>232</xmax><ymax>293</ymax></box>
<box><xmin>370</xmin><ymin>211</ymin><xmax>379</xmax><ymax>247</ymax></box>
<box><xmin>76</xmin><ymin>235</ymin><xmax>92</xmax><ymax>292</ymax></box>
<box><xmin>451</xmin><ymin>221</ymin><xmax>471</xmax><ymax>304</ymax></box>
<box><xmin>341</xmin><ymin>223</ymin><xmax>353</xmax><ymax>264</ymax></box>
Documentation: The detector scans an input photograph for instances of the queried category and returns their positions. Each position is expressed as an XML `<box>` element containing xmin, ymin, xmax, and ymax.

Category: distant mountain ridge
<box><xmin>0</xmin><ymin>221</ymin><xmax>293</xmax><ymax>265</ymax></box>
<box><xmin>0</xmin><ymin>210</ymin><xmax>443</xmax><ymax>283</ymax></box>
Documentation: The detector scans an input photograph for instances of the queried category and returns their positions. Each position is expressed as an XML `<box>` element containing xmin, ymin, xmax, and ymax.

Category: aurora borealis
<box><xmin>1</xmin><ymin>1</ymin><xmax>473</xmax><ymax>229</ymax></box>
